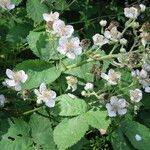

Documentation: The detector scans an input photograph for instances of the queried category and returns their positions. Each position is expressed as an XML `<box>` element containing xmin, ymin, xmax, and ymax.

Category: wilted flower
<box><xmin>124</xmin><ymin>7</ymin><xmax>139</xmax><ymax>19</ymax></box>
<box><xmin>106</xmin><ymin>96</ymin><xmax>127</xmax><ymax>117</ymax></box>
<box><xmin>66</xmin><ymin>76</ymin><xmax>78</xmax><ymax>92</ymax></box>
<box><xmin>135</xmin><ymin>134</ymin><xmax>142</xmax><ymax>141</ymax></box>
<box><xmin>101</xmin><ymin>69</ymin><xmax>121</xmax><ymax>85</ymax></box>
<box><xmin>139</xmin><ymin>4</ymin><xmax>146</xmax><ymax>12</ymax></box>
<box><xmin>34</xmin><ymin>83</ymin><xmax>56</xmax><ymax>108</ymax></box>
<box><xmin>130</xmin><ymin>89</ymin><xmax>142</xmax><ymax>103</ymax></box>
<box><xmin>52</xmin><ymin>19</ymin><xmax>74</xmax><ymax>37</ymax></box>
<box><xmin>140</xmin><ymin>32</ymin><xmax>150</xmax><ymax>47</ymax></box>
<box><xmin>0</xmin><ymin>94</ymin><xmax>6</xmax><ymax>107</ymax></box>
<box><xmin>104</xmin><ymin>26</ymin><xmax>121</xmax><ymax>42</ymax></box>
<box><xmin>84</xmin><ymin>83</ymin><xmax>93</xmax><ymax>91</ymax></box>
<box><xmin>43</xmin><ymin>12</ymin><xmax>59</xmax><ymax>22</ymax></box>
<box><xmin>92</xmin><ymin>34</ymin><xmax>108</xmax><ymax>47</ymax></box>
<box><xmin>99</xmin><ymin>20</ymin><xmax>107</xmax><ymax>27</ymax></box>
<box><xmin>57</xmin><ymin>37</ymin><xmax>82</xmax><ymax>59</ymax></box>
<box><xmin>3</xmin><ymin>69</ymin><xmax>28</xmax><ymax>91</ymax></box>
<box><xmin>0</xmin><ymin>0</ymin><xmax>15</xmax><ymax>10</ymax></box>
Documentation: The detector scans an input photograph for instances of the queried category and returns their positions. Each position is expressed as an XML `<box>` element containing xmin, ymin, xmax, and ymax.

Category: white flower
<box><xmin>135</xmin><ymin>134</ymin><xmax>142</xmax><ymax>141</ymax></box>
<box><xmin>92</xmin><ymin>34</ymin><xmax>108</xmax><ymax>47</ymax></box>
<box><xmin>104</xmin><ymin>27</ymin><xmax>121</xmax><ymax>42</ymax></box>
<box><xmin>84</xmin><ymin>83</ymin><xmax>93</xmax><ymax>91</ymax></box>
<box><xmin>120</xmin><ymin>38</ymin><xmax>127</xmax><ymax>45</ymax></box>
<box><xmin>57</xmin><ymin>37</ymin><xmax>82</xmax><ymax>59</ymax></box>
<box><xmin>106</xmin><ymin>96</ymin><xmax>127</xmax><ymax>117</ymax></box>
<box><xmin>52</xmin><ymin>19</ymin><xmax>74</xmax><ymax>37</ymax></box>
<box><xmin>130</xmin><ymin>89</ymin><xmax>142</xmax><ymax>103</ymax></box>
<box><xmin>66</xmin><ymin>76</ymin><xmax>78</xmax><ymax>92</ymax></box>
<box><xmin>140</xmin><ymin>32</ymin><xmax>150</xmax><ymax>47</ymax></box>
<box><xmin>101</xmin><ymin>69</ymin><xmax>121</xmax><ymax>85</ymax></box>
<box><xmin>124</xmin><ymin>7</ymin><xmax>139</xmax><ymax>19</ymax></box>
<box><xmin>131</xmin><ymin>69</ymin><xmax>147</xmax><ymax>78</ymax></box>
<box><xmin>99</xmin><ymin>20</ymin><xmax>107</xmax><ymax>27</ymax></box>
<box><xmin>0</xmin><ymin>94</ymin><xmax>6</xmax><ymax>107</ymax></box>
<box><xmin>34</xmin><ymin>83</ymin><xmax>56</xmax><ymax>108</ymax></box>
<box><xmin>43</xmin><ymin>12</ymin><xmax>59</xmax><ymax>22</ymax></box>
<box><xmin>0</xmin><ymin>0</ymin><xmax>15</xmax><ymax>10</ymax></box>
<box><xmin>139</xmin><ymin>4</ymin><xmax>146</xmax><ymax>12</ymax></box>
<box><xmin>145</xmin><ymin>86</ymin><xmax>150</xmax><ymax>93</ymax></box>
<box><xmin>3</xmin><ymin>69</ymin><xmax>28</xmax><ymax>91</ymax></box>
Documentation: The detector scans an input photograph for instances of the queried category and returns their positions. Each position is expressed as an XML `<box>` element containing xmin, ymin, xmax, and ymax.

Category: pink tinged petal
<box><xmin>57</xmin><ymin>47</ymin><xmax>66</xmax><ymax>55</ymax></box>
<box><xmin>101</xmin><ymin>73</ymin><xmax>109</xmax><ymax>80</ymax></box>
<box><xmin>108</xmin><ymin>110</ymin><xmax>117</xmax><ymax>117</ymax></box>
<box><xmin>118</xmin><ymin>108</ymin><xmax>127</xmax><ymax>115</ymax></box>
<box><xmin>53</xmin><ymin>19</ymin><xmax>65</xmax><ymax>32</ymax></box>
<box><xmin>39</xmin><ymin>83</ymin><xmax>47</xmax><ymax>93</ymax></box>
<box><xmin>15</xmin><ymin>84</ymin><xmax>21</xmax><ymax>91</ymax></box>
<box><xmin>53</xmin><ymin>12</ymin><xmax>59</xmax><ymax>20</ymax></box>
<box><xmin>45</xmin><ymin>99</ymin><xmax>55</xmax><ymax>108</ymax></box>
<box><xmin>110</xmin><ymin>96</ymin><xmax>118</xmax><ymax>105</ymax></box>
<box><xmin>71</xmin><ymin>37</ymin><xmax>80</xmax><ymax>47</ymax></box>
<box><xmin>106</xmin><ymin>103</ymin><xmax>112</xmax><ymax>110</ymax></box>
<box><xmin>34</xmin><ymin>89</ymin><xmax>40</xmax><ymax>96</ymax></box>
<box><xmin>5</xmin><ymin>79</ymin><xmax>16</xmax><ymax>86</ymax></box>
<box><xmin>43</xmin><ymin>13</ymin><xmax>51</xmax><ymax>22</ymax></box>
<box><xmin>104</xmin><ymin>31</ymin><xmax>111</xmax><ymax>39</ymax></box>
<box><xmin>7</xmin><ymin>4</ymin><xmax>15</xmax><ymax>10</ymax></box>
<box><xmin>74</xmin><ymin>47</ymin><xmax>82</xmax><ymax>55</ymax></box>
<box><xmin>66</xmin><ymin>52</ymin><xmax>76</xmax><ymax>59</ymax></box>
<box><xmin>6</xmin><ymin>69</ymin><xmax>14</xmax><ymax>79</ymax></box>
<box><xmin>65</xmin><ymin>25</ymin><xmax>74</xmax><ymax>37</ymax></box>
<box><xmin>50</xmin><ymin>91</ymin><xmax>56</xmax><ymax>99</ymax></box>
<box><xmin>145</xmin><ymin>86</ymin><xmax>150</xmax><ymax>93</ymax></box>
<box><xmin>59</xmin><ymin>37</ymin><xmax>68</xmax><ymax>46</ymax></box>
<box><xmin>118</xmin><ymin>99</ymin><xmax>127</xmax><ymax>108</ymax></box>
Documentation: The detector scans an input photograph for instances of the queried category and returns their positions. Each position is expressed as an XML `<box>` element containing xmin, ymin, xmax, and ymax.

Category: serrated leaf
<box><xmin>15</xmin><ymin>59</ymin><xmax>61</xmax><ymax>90</ymax></box>
<box><xmin>55</xmin><ymin>94</ymin><xmax>87</xmax><ymax>116</ymax></box>
<box><xmin>111</xmin><ymin>128</ymin><xmax>134</xmax><ymax>150</ymax></box>
<box><xmin>53</xmin><ymin>116</ymin><xmax>89</xmax><ymax>150</ymax></box>
<box><xmin>121</xmin><ymin>120</ymin><xmax>150</xmax><ymax>150</ymax></box>
<box><xmin>63</xmin><ymin>56</ymin><xmax>97</xmax><ymax>82</ymax></box>
<box><xmin>26</xmin><ymin>0</ymin><xmax>48</xmax><ymax>24</ymax></box>
<box><xmin>0</xmin><ymin>119</ymin><xmax>33</xmax><ymax>150</ymax></box>
<box><xmin>27</xmin><ymin>31</ymin><xmax>62</xmax><ymax>60</ymax></box>
<box><xmin>29</xmin><ymin>112</ymin><xmax>56</xmax><ymax>150</ymax></box>
<box><xmin>84</xmin><ymin>110</ymin><xmax>110</xmax><ymax>129</ymax></box>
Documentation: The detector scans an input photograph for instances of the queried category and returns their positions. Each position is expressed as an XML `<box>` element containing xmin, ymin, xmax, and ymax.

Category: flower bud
<box><xmin>120</xmin><ymin>38</ymin><xmax>127</xmax><ymax>45</ymax></box>
<box><xmin>120</xmin><ymin>48</ymin><xmax>126</xmax><ymax>53</ymax></box>
<box><xmin>81</xmin><ymin>91</ymin><xmax>86</xmax><ymax>96</ymax></box>
<box><xmin>84</xmin><ymin>83</ymin><xmax>94</xmax><ymax>91</ymax></box>
<box><xmin>99</xmin><ymin>20</ymin><xmax>107</xmax><ymax>27</ymax></box>
<box><xmin>139</xmin><ymin>4</ymin><xmax>146</xmax><ymax>12</ymax></box>
<box><xmin>131</xmin><ymin>22</ymin><xmax>140</xmax><ymax>29</ymax></box>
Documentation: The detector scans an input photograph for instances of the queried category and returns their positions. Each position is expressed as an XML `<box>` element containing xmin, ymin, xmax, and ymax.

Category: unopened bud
<box><xmin>99</xmin><ymin>20</ymin><xmax>107</xmax><ymax>27</ymax></box>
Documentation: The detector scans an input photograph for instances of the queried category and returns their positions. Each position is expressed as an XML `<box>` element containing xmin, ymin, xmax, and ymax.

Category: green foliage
<box><xmin>53</xmin><ymin>115</ymin><xmax>89</xmax><ymax>150</ymax></box>
<box><xmin>15</xmin><ymin>59</ymin><xmax>61</xmax><ymax>90</ymax></box>
<box><xmin>56</xmin><ymin>94</ymin><xmax>88</xmax><ymax>116</ymax></box>
<box><xmin>121</xmin><ymin>120</ymin><xmax>150</xmax><ymax>150</ymax></box>
<box><xmin>26</xmin><ymin>0</ymin><xmax>48</xmax><ymax>24</ymax></box>
<box><xmin>27</xmin><ymin>31</ymin><xmax>62</xmax><ymax>61</ymax></box>
<box><xmin>84</xmin><ymin>110</ymin><xmax>110</xmax><ymax>129</ymax></box>
<box><xmin>11</xmin><ymin>0</ymin><xmax>23</xmax><ymax>5</ymax></box>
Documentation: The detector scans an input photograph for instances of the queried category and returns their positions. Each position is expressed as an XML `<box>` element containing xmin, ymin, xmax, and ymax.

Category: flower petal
<box><xmin>45</xmin><ymin>99</ymin><xmax>55</xmax><ymax>108</ymax></box>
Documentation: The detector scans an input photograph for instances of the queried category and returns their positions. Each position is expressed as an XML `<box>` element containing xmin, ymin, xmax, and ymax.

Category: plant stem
<box><xmin>23</xmin><ymin>106</ymin><xmax>44</xmax><ymax>115</ymax></box>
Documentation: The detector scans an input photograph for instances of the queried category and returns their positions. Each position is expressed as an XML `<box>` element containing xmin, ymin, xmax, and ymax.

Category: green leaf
<box><xmin>63</xmin><ymin>56</ymin><xmax>97</xmax><ymax>82</ymax></box>
<box><xmin>7</xmin><ymin>23</ymin><xmax>32</xmax><ymax>44</ymax></box>
<box><xmin>53</xmin><ymin>116</ymin><xmax>89</xmax><ymax>150</ymax></box>
<box><xmin>29</xmin><ymin>112</ymin><xmax>56</xmax><ymax>150</ymax></box>
<box><xmin>27</xmin><ymin>31</ymin><xmax>62</xmax><ymax>60</ymax></box>
<box><xmin>55</xmin><ymin>94</ymin><xmax>88</xmax><ymax>116</ymax></box>
<box><xmin>111</xmin><ymin>128</ymin><xmax>134</xmax><ymax>150</ymax></box>
<box><xmin>0</xmin><ymin>119</ymin><xmax>33</xmax><ymax>150</ymax></box>
<box><xmin>26</xmin><ymin>0</ymin><xmax>48</xmax><ymax>24</ymax></box>
<box><xmin>121</xmin><ymin>120</ymin><xmax>150</xmax><ymax>150</ymax></box>
<box><xmin>15</xmin><ymin>59</ymin><xmax>61</xmax><ymax>90</ymax></box>
<box><xmin>84</xmin><ymin>110</ymin><xmax>110</xmax><ymax>129</ymax></box>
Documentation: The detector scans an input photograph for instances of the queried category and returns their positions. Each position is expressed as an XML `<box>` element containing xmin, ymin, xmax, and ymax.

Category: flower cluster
<box><xmin>43</xmin><ymin>12</ymin><xmax>82</xmax><ymax>59</ymax></box>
